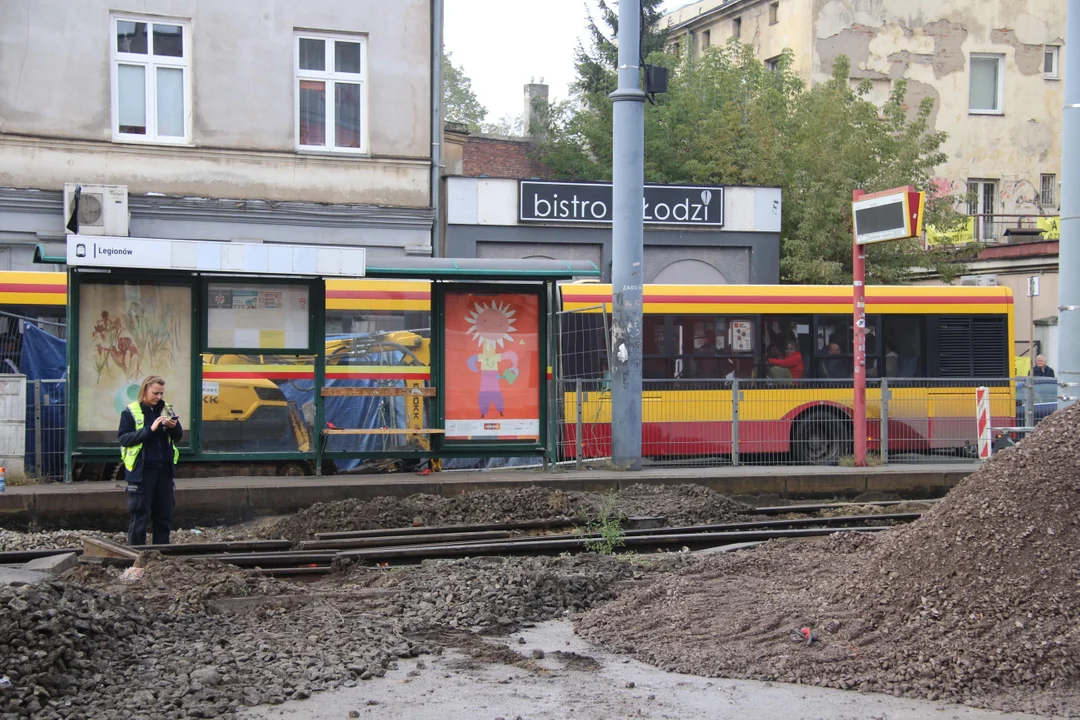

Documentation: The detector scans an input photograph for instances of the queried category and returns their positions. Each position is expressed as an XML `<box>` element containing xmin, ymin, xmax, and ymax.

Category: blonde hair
<box><xmin>138</xmin><ymin>375</ymin><xmax>166</xmax><ymax>403</ymax></box>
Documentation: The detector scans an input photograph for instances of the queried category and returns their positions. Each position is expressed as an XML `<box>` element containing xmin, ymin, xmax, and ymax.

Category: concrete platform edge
<box><xmin>0</xmin><ymin>464</ymin><xmax>979</xmax><ymax>533</ymax></box>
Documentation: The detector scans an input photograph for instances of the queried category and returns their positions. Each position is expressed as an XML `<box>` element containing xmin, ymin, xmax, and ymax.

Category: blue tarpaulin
<box><xmin>18</xmin><ymin>322</ymin><xmax>66</xmax><ymax>478</ymax></box>
<box><xmin>19</xmin><ymin>321</ymin><xmax>65</xmax><ymax>380</ymax></box>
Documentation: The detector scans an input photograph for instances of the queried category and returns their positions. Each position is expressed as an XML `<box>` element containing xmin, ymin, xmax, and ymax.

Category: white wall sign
<box><xmin>66</xmin><ymin>235</ymin><xmax>366</xmax><ymax>277</ymax></box>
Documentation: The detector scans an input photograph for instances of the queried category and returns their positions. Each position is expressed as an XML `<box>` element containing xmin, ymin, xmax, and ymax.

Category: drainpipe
<box><xmin>1059</xmin><ymin>0</ymin><xmax>1079</xmax><ymax>408</ymax></box>
<box><xmin>430</xmin><ymin>0</ymin><xmax>444</xmax><ymax>257</ymax></box>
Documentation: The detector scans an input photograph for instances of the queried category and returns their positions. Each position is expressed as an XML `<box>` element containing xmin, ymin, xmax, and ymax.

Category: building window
<box><xmin>766</xmin><ymin>55</ymin><xmax>781</xmax><ymax>72</ymax></box>
<box><xmin>111</xmin><ymin>17</ymin><xmax>190</xmax><ymax>142</ymax></box>
<box><xmin>969</xmin><ymin>54</ymin><xmax>1003</xmax><ymax>114</ymax></box>
<box><xmin>295</xmin><ymin>33</ymin><xmax>368</xmax><ymax>153</ymax></box>
<box><xmin>702</xmin><ymin>29</ymin><xmax>711</xmax><ymax>49</ymax></box>
<box><xmin>967</xmin><ymin>179</ymin><xmax>998</xmax><ymax>241</ymax></box>
<box><xmin>769</xmin><ymin>2</ymin><xmax>779</xmax><ymax>25</ymax></box>
<box><xmin>1044</xmin><ymin>45</ymin><xmax>1060</xmax><ymax>78</ymax></box>
<box><xmin>733</xmin><ymin>17</ymin><xmax>742</xmax><ymax>39</ymax></box>
<box><xmin>1040</xmin><ymin>174</ymin><xmax>1056</xmax><ymax>207</ymax></box>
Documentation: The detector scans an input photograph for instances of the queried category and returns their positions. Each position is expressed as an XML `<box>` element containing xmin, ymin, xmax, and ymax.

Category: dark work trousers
<box><xmin>127</xmin><ymin>465</ymin><xmax>175</xmax><ymax>546</ymax></box>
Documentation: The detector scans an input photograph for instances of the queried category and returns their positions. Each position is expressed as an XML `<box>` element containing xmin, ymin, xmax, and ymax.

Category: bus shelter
<box><xmin>56</xmin><ymin>235</ymin><xmax>599</xmax><ymax>481</ymax></box>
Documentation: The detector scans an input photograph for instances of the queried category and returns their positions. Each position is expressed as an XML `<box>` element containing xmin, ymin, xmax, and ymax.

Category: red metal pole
<box><xmin>852</xmin><ymin>190</ymin><xmax>867</xmax><ymax>467</ymax></box>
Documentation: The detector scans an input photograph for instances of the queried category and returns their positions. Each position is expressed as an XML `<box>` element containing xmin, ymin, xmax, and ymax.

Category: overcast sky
<box><xmin>444</xmin><ymin>0</ymin><xmax>686</xmax><ymax>125</ymax></box>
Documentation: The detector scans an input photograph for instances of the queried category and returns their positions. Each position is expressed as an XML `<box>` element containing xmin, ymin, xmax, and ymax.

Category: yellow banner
<box><xmin>925</xmin><ymin>217</ymin><xmax>975</xmax><ymax>245</ymax></box>
<box><xmin>925</xmin><ymin>216</ymin><xmax>1059</xmax><ymax>245</ymax></box>
<box><xmin>1036</xmin><ymin>216</ymin><xmax>1060</xmax><ymax>240</ymax></box>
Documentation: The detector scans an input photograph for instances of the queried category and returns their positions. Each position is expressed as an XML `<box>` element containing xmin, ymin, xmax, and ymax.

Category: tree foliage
<box><xmin>575</xmin><ymin>0</ymin><xmax>672</xmax><ymax>96</ymax></box>
<box><xmin>443</xmin><ymin>52</ymin><xmax>487</xmax><ymax>131</ymax></box>
<box><xmin>536</xmin><ymin>39</ymin><xmax>971</xmax><ymax>284</ymax></box>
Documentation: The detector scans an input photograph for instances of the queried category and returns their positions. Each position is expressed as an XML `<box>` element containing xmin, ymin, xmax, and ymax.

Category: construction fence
<box><xmin>555</xmin><ymin>376</ymin><xmax>1047</xmax><ymax>468</ymax></box>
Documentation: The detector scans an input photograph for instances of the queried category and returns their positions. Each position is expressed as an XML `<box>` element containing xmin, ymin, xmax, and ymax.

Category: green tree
<box><xmin>443</xmin><ymin>52</ymin><xmax>487</xmax><ymax>131</ymax></box>
<box><xmin>575</xmin><ymin>0</ymin><xmax>672</xmax><ymax>96</ymax></box>
<box><xmin>536</xmin><ymin>41</ymin><xmax>970</xmax><ymax>284</ymax></box>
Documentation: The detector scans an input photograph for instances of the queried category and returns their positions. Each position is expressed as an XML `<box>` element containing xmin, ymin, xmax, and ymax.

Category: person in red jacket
<box><xmin>768</xmin><ymin>341</ymin><xmax>804</xmax><ymax>379</ymax></box>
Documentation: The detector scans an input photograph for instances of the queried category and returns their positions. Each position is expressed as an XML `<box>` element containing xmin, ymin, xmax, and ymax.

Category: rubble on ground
<box><xmin>578</xmin><ymin>404</ymin><xmax>1080</xmax><ymax>716</ymax></box>
<box><xmin>2</xmin><ymin>456</ymin><xmax>1074</xmax><ymax>717</ymax></box>
<box><xmin>263</xmin><ymin>483</ymin><xmax>750</xmax><ymax>542</ymax></box>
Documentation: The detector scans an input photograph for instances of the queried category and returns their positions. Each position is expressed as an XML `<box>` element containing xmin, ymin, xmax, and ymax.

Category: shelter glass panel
<box><xmin>77</xmin><ymin>281</ymin><xmax>192</xmax><ymax>448</ymax></box>
<box><xmin>206</xmin><ymin>282</ymin><xmax>310</xmax><ymax>351</ymax></box>
<box><xmin>199</xmin><ymin>353</ymin><xmax>315</xmax><ymax>453</ymax></box>
<box><xmin>444</xmin><ymin>291</ymin><xmax>541</xmax><ymax>442</ymax></box>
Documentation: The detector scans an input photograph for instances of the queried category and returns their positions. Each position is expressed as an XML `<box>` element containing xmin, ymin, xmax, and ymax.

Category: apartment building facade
<box><xmin>0</xmin><ymin>0</ymin><xmax>438</xmax><ymax>269</ymax></box>
<box><xmin>665</xmin><ymin>0</ymin><xmax>1065</xmax><ymax>234</ymax></box>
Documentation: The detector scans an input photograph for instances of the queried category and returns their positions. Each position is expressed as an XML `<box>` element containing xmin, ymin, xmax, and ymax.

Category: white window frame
<box><xmin>1043</xmin><ymin>45</ymin><xmax>1060</xmax><ymax>79</ymax></box>
<box><xmin>110</xmin><ymin>15</ymin><xmax>192</xmax><ymax>144</ymax></box>
<box><xmin>968</xmin><ymin>53</ymin><xmax>1004</xmax><ymax>115</ymax></box>
<box><xmin>294</xmin><ymin>32</ymin><xmax>369</xmax><ymax>155</ymax></box>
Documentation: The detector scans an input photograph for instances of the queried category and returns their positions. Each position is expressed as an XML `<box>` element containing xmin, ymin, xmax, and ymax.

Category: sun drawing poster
<box><xmin>444</xmin><ymin>293</ymin><xmax>540</xmax><ymax>441</ymax></box>
<box><xmin>78</xmin><ymin>283</ymin><xmax>192</xmax><ymax>446</ymax></box>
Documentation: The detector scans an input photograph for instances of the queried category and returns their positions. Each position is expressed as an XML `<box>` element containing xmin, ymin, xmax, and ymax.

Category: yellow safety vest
<box><xmin>120</xmin><ymin>401</ymin><xmax>179</xmax><ymax>471</ymax></box>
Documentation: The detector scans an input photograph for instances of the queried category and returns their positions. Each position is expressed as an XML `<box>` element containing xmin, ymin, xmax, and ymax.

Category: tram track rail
<box><xmin>6</xmin><ymin>501</ymin><xmax>928</xmax><ymax>578</ymax></box>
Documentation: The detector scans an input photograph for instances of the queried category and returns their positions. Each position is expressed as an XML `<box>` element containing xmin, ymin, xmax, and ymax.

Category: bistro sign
<box><xmin>519</xmin><ymin>181</ymin><xmax>724</xmax><ymax>227</ymax></box>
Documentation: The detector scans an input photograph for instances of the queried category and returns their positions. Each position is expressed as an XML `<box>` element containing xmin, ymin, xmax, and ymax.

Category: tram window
<box><xmin>883</xmin><ymin>315</ymin><xmax>923</xmax><ymax>377</ymax></box>
<box><xmin>672</xmin><ymin>315</ymin><xmax>756</xmax><ymax>379</ymax></box>
<box><xmin>643</xmin><ymin>315</ymin><xmax>669</xmax><ymax>379</ymax></box>
<box><xmin>814</xmin><ymin>315</ymin><xmax>884</xmax><ymax>378</ymax></box>
<box><xmin>762</xmin><ymin>316</ymin><xmax>811</xmax><ymax>378</ymax></box>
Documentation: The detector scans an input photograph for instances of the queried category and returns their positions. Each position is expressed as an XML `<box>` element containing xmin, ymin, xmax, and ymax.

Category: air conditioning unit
<box><xmin>63</xmin><ymin>183</ymin><xmax>129</xmax><ymax>237</ymax></box>
<box><xmin>960</xmin><ymin>274</ymin><xmax>999</xmax><ymax>287</ymax></box>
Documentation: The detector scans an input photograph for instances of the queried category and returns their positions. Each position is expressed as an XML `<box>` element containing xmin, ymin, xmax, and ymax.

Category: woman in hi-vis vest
<box><xmin>118</xmin><ymin>375</ymin><xmax>183</xmax><ymax>546</ymax></box>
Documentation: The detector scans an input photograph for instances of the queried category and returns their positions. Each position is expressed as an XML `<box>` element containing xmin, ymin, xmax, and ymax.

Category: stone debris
<box><xmin>263</xmin><ymin>483</ymin><xmax>750</xmax><ymax>542</ymax></box>
<box><xmin>578</xmin><ymin>403</ymin><xmax>1080</xmax><ymax>717</ymax></box>
<box><xmin>0</xmin><ymin>451</ymin><xmax>1074</xmax><ymax>718</ymax></box>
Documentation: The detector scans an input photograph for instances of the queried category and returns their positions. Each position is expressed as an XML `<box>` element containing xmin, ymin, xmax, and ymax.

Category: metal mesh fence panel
<box><xmin>555</xmin><ymin>306</ymin><xmax>610</xmax><ymax>467</ymax></box>
<box><xmin>26</xmin><ymin>379</ymin><xmax>66</xmax><ymax>480</ymax></box>
<box><xmin>554</xmin><ymin>375</ymin><xmax>1016</xmax><ymax>467</ymax></box>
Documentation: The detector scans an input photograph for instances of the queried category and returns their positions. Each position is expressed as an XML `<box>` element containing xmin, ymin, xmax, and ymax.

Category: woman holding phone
<box><xmin>118</xmin><ymin>375</ymin><xmax>183</xmax><ymax>546</ymax></box>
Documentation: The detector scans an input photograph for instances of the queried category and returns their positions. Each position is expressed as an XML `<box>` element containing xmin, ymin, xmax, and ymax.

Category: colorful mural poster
<box><xmin>444</xmin><ymin>292</ymin><xmax>540</xmax><ymax>441</ymax></box>
<box><xmin>78</xmin><ymin>282</ymin><xmax>192</xmax><ymax>446</ymax></box>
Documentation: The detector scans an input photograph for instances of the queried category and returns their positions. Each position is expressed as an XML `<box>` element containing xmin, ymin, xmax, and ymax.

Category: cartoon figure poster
<box><xmin>444</xmin><ymin>292</ymin><xmax>540</xmax><ymax>441</ymax></box>
<box><xmin>77</xmin><ymin>282</ymin><xmax>192</xmax><ymax>446</ymax></box>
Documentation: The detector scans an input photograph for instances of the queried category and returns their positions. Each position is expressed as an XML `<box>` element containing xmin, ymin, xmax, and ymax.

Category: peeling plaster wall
<box><xmin>812</xmin><ymin>0</ymin><xmax>1065</xmax><ymax>217</ymax></box>
<box><xmin>662</xmin><ymin>0</ymin><xmax>1064</xmax><ymax>219</ymax></box>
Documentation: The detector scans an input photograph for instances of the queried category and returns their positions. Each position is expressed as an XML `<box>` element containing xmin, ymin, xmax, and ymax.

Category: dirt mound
<box><xmin>578</xmin><ymin>404</ymin><xmax>1080</xmax><ymax>716</ymax></box>
<box><xmin>264</xmin><ymin>484</ymin><xmax>750</xmax><ymax>541</ymax></box>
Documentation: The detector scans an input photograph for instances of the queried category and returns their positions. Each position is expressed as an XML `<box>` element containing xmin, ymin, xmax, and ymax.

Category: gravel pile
<box><xmin>578</xmin><ymin>403</ymin><xmax>1080</xmax><ymax>716</ymax></box>
<box><xmin>332</xmin><ymin>554</ymin><xmax>641</xmax><ymax>633</ymax></box>
<box><xmin>264</xmin><ymin>484</ymin><xmax>749</xmax><ymax>542</ymax></box>
<box><xmin>1</xmin><ymin>557</ymin><xmax>428</xmax><ymax>720</ymax></box>
<box><xmin>0</xmin><ymin>524</ymin><xmax>275</xmax><ymax>553</ymax></box>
